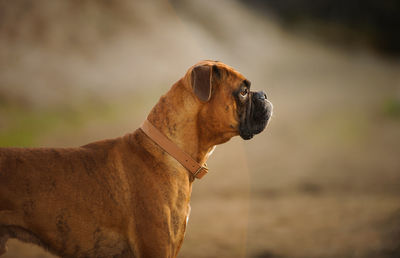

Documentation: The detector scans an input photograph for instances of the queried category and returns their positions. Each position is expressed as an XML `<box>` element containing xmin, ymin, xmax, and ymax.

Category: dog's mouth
<box><xmin>239</xmin><ymin>94</ymin><xmax>273</xmax><ymax>140</ymax></box>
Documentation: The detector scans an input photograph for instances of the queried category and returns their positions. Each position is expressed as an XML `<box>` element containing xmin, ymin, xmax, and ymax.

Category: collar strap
<box><xmin>140</xmin><ymin>120</ymin><xmax>208</xmax><ymax>179</ymax></box>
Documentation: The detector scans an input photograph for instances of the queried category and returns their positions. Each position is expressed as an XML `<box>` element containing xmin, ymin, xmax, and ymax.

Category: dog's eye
<box><xmin>240</xmin><ymin>87</ymin><xmax>248</xmax><ymax>97</ymax></box>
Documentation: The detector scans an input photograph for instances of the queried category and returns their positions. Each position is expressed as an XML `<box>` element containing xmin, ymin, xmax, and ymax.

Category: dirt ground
<box><xmin>1</xmin><ymin>0</ymin><xmax>400</xmax><ymax>257</ymax></box>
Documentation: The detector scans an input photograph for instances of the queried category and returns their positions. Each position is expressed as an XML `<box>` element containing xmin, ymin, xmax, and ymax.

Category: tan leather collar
<box><xmin>140</xmin><ymin>120</ymin><xmax>208</xmax><ymax>180</ymax></box>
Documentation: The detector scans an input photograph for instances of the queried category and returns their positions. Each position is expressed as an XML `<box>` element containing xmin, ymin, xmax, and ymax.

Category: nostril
<box><xmin>257</xmin><ymin>91</ymin><xmax>267</xmax><ymax>100</ymax></box>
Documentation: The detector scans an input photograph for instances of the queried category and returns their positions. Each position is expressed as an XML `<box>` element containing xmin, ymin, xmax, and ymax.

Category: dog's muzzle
<box><xmin>239</xmin><ymin>91</ymin><xmax>273</xmax><ymax>140</ymax></box>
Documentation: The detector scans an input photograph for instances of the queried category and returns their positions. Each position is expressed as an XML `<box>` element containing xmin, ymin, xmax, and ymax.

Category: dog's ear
<box><xmin>191</xmin><ymin>65</ymin><xmax>213</xmax><ymax>102</ymax></box>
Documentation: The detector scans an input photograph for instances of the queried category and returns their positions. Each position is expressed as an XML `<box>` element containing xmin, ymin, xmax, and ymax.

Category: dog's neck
<box><xmin>146</xmin><ymin>79</ymin><xmax>216</xmax><ymax>166</ymax></box>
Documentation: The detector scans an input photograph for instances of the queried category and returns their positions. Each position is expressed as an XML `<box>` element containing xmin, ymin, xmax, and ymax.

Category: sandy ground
<box><xmin>1</xmin><ymin>0</ymin><xmax>400</xmax><ymax>257</ymax></box>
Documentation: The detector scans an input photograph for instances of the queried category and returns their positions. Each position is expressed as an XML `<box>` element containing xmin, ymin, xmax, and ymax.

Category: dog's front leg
<box><xmin>126</xmin><ymin>205</ymin><xmax>188</xmax><ymax>258</ymax></box>
<box><xmin>127</xmin><ymin>223</ymin><xmax>176</xmax><ymax>258</ymax></box>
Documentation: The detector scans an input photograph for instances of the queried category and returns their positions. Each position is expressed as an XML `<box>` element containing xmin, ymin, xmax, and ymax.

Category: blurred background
<box><xmin>1</xmin><ymin>0</ymin><xmax>400</xmax><ymax>257</ymax></box>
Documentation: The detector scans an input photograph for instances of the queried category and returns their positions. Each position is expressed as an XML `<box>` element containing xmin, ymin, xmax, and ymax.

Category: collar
<box><xmin>140</xmin><ymin>120</ymin><xmax>209</xmax><ymax>180</ymax></box>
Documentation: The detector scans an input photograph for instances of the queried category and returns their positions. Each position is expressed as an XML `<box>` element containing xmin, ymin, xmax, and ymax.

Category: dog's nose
<box><xmin>254</xmin><ymin>91</ymin><xmax>267</xmax><ymax>100</ymax></box>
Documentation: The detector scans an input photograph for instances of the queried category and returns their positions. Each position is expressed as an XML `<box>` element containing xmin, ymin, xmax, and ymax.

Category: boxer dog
<box><xmin>0</xmin><ymin>60</ymin><xmax>273</xmax><ymax>257</ymax></box>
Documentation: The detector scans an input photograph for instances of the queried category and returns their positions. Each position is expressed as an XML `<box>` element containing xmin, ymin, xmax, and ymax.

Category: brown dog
<box><xmin>0</xmin><ymin>60</ymin><xmax>272</xmax><ymax>257</ymax></box>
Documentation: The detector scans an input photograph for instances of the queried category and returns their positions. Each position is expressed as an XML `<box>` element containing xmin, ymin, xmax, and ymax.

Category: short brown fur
<box><xmin>0</xmin><ymin>61</ymin><xmax>253</xmax><ymax>257</ymax></box>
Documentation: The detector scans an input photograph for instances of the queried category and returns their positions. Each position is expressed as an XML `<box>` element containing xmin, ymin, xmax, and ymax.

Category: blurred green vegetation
<box><xmin>382</xmin><ymin>97</ymin><xmax>400</xmax><ymax>120</ymax></box>
<box><xmin>0</xmin><ymin>100</ymin><xmax>117</xmax><ymax>147</ymax></box>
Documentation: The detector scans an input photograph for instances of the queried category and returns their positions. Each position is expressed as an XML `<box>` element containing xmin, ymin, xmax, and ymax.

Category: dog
<box><xmin>0</xmin><ymin>60</ymin><xmax>273</xmax><ymax>257</ymax></box>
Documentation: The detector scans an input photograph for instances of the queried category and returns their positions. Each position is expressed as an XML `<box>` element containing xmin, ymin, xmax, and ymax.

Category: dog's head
<box><xmin>189</xmin><ymin>60</ymin><xmax>273</xmax><ymax>141</ymax></box>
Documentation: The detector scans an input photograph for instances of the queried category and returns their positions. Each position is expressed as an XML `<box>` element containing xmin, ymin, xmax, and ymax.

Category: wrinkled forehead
<box><xmin>215</xmin><ymin>62</ymin><xmax>250</xmax><ymax>89</ymax></box>
<box><xmin>192</xmin><ymin>60</ymin><xmax>248</xmax><ymax>84</ymax></box>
